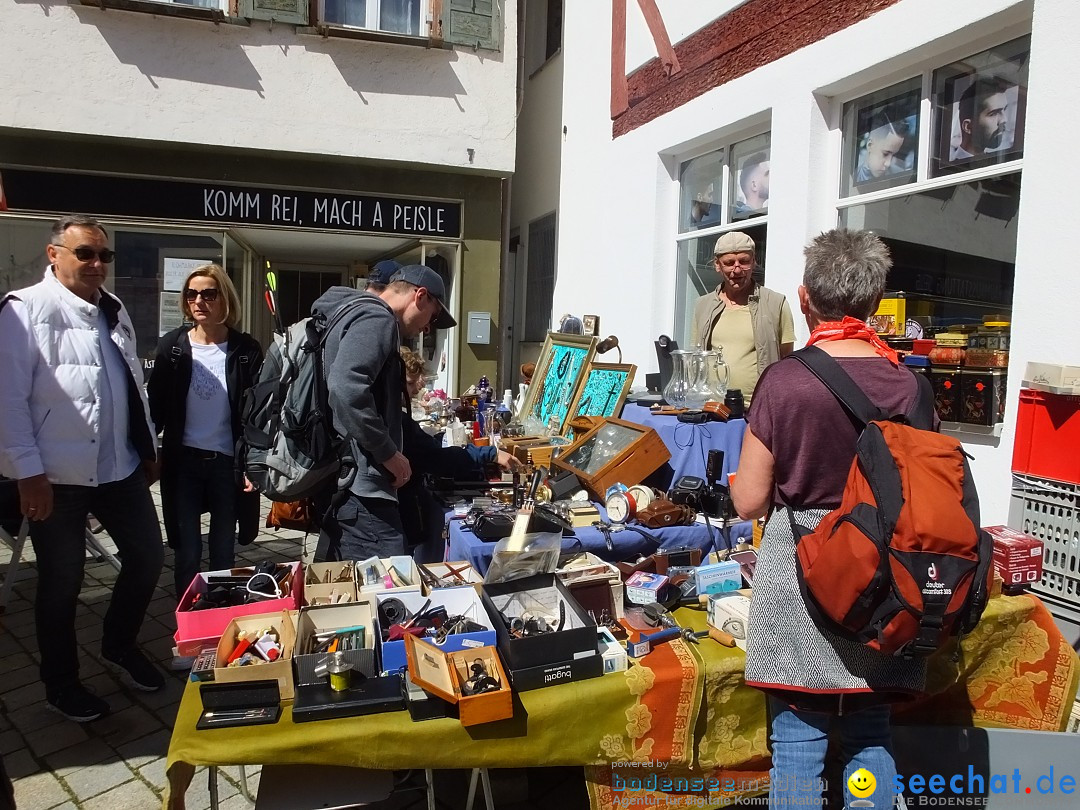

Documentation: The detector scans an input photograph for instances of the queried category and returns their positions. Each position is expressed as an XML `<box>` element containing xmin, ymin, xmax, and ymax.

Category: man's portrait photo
<box><xmin>933</xmin><ymin>37</ymin><xmax>1028</xmax><ymax>173</ymax></box>
<box><xmin>733</xmin><ymin>148</ymin><xmax>770</xmax><ymax>220</ymax></box>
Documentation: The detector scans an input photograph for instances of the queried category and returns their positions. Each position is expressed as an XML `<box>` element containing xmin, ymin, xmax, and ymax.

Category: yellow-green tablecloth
<box><xmin>165</xmin><ymin>593</ymin><xmax>1079</xmax><ymax>810</ymax></box>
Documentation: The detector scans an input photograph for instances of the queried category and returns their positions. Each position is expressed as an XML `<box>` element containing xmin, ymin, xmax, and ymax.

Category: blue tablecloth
<box><xmin>447</xmin><ymin>509</ymin><xmax>753</xmax><ymax>574</ymax></box>
<box><xmin>619</xmin><ymin>402</ymin><xmax>747</xmax><ymax>486</ymax></box>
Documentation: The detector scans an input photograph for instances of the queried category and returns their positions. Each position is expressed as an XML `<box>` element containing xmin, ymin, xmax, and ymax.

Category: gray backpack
<box><xmin>240</xmin><ymin>299</ymin><xmax>366</xmax><ymax>502</ymax></box>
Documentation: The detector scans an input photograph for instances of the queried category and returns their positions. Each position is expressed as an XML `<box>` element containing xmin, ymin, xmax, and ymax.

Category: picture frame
<box><xmin>566</xmin><ymin>362</ymin><xmax>637</xmax><ymax>424</ymax></box>
<box><xmin>582</xmin><ymin>314</ymin><xmax>600</xmax><ymax>337</ymax></box>
<box><xmin>842</xmin><ymin>78</ymin><xmax>920</xmax><ymax>196</ymax></box>
<box><xmin>679</xmin><ymin>148</ymin><xmax>724</xmax><ymax>232</ymax></box>
<box><xmin>931</xmin><ymin>36</ymin><xmax>1029</xmax><ymax>177</ymax></box>
<box><xmin>517</xmin><ymin>332</ymin><xmax>597</xmax><ymax>435</ymax></box>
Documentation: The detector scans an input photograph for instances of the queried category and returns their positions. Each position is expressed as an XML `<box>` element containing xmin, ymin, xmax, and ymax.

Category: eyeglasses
<box><xmin>716</xmin><ymin>256</ymin><xmax>753</xmax><ymax>268</ymax></box>
<box><xmin>183</xmin><ymin>288</ymin><xmax>220</xmax><ymax>302</ymax></box>
<box><xmin>53</xmin><ymin>244</ymin><xmax>116</xmax><ymax>264</ymax></box>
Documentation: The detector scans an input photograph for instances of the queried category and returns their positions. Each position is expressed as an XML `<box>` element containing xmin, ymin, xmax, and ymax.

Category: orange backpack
<box><xmin>787</xmin><ymin>347</ymin><xmax>993</xmax><ymax>658</ymax></box>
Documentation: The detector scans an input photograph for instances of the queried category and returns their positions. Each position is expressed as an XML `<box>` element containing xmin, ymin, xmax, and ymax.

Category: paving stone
<box><xmin>11</xmin><ymin>769</ymin><xmax>72</xmax><ymax>810</ymax></box>
<box><xmin>25</xmin><ymin>719</ymin><xmax>90</xmax><ymax>757</ymax></box>
<box><xmin>132</xmin><ymin>677</ymin><xmax>184</xmax><ymax>711</ymax></box>
<box><xmin>79</xmin><ymin>777</ymin><xmax>160</xmax><ymax>810</ymax></box>
<box><xmin>0</xmin><ymin>676</ymin><xmax>42</xmax><ymax>710</ymax></box>
<box><xmin>82</xmin><ymin>672</ymin><xmax>122</xmax><ymax>700</ymax></box>
<box><xmin>183</xmin><ymin>766</ymin><xmax>238</xmax><ymax>810</ymax></box>
<box><xmin>4</xmin><ymin>747</ymin><xmax>39</xmax><ymax>779</ymax></box>
<box><xmin>96</xmin><ymin>703</ymin><xmax>164</xmax><ymax>748</ymax></box>
<box><xmin>62</xmin><ymin>755</ymin><xmax>135</xmax><ymax>802</ymax></box>
<box><xmin>0</xmin><ymin>632</ymin><xmax>27</xmax><ymax>656</ymax></box>
<box><xmin>115</xmin><ymin>728</ymin><xmax>172</xmax><ymax>770</ymax></box>
<box><xmin>4</xmin><ymin>659</ymin><xmax>39</xmax><ymax>690</ymax></box>
<box><xmin>4</xmin><ymin>616</ymin><xmax>37</xmax><ymax>639</ymax></box>
<box><xmin>138</xmin><ymin>756</ymin><xmax>167</xmax><ymax>791</ymax></box>
<box><xmin>0</xmin><ymin>728</ymin><xmax>24</xmax><ymax>754</ymax></box>
<box><xmin>7</xmin><ymin>702</ymin><xmax>66</xmax><ymax>736</ymax></box>
<box><xmin>43</xmin><ymin>738</ymin><xmax>115</xmax><ymax>778</ymax></box>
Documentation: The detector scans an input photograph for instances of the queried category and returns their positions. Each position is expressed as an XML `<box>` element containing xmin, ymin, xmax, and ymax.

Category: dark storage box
<box><xmin>481</xmin><ymin>574</ymin><xmax>600</xmax><ymax>689</ymax></box>
<box><xmin>197</xmin><ymin>680</ymin><xmax>281</xmax><ymax>730</ymax></box>
<box><xmin>961</xmin><ymin>368</ymin><xmax>1006</xmax><ymax>426</ymax></box>
<box><xmin>930</xmin><ymin>365</ymin><xmax>962</xmax><ymax>422</ymax></box>
<box><xmin>504</xmin><ymin>652</ymin><xmax>604</xmax><ymax>692</ymax></box>
<box><xmin>292</xmin><ymin>673</ymin><xmax>405</xmax><ymax>723</ymax></box>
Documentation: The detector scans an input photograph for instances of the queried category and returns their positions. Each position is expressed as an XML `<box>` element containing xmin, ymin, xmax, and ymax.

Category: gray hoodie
<box><xmin>311</xmin><ymin>286</ymin><xmax>402</xmax><ymax>501</ymax></box>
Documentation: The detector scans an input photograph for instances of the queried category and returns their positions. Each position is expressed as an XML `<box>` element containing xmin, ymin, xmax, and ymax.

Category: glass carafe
<box><xmin>685</xmin><ymin>348</ymin><xmax>729</xmax><ymax>408</ymax></box>
<box><xmin>663</xmin><ymin>349</ymin><xmax>695</xmax><ymax>407</ymax></box>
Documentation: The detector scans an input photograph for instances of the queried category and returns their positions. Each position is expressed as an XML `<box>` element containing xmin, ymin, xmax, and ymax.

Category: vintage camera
<box><xmin>668</xmin><ymin>450</ymin><xmax>732</xmax><ymax>520</ymax></box>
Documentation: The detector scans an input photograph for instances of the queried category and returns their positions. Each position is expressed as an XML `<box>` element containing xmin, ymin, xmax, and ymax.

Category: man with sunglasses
<box><xmin>690</xmin><ymin>231</ymin><xmax>795</xmax><ymax>407</ymax></box>
<box><xmin>0</xmin><ymin>215</ymin><xmax>164</xmax><ymax>722</ymax></box>
<box><xmin>312</xmin><ymin>264</ymin><xmax>457</xmax><ymax>562</ymax></box>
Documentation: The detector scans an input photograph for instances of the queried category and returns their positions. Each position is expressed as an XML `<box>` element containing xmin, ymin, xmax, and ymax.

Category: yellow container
<box><xmin>868</xmin><ymin>296</ymin><xmax>905</xmax><ymax>336</ymax></box>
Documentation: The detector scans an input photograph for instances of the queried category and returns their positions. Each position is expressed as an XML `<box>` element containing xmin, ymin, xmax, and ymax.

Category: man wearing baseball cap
<box><xmin>311</xmin><ymin>264</ymin><xmax>456</xmax><ymax>561</ymax></box>
<box><xmin>364</xmin><ymin>259</ymin><xmax>401</xmax><ymax>293</ymax></box>
<box><xmin>690</xmin><ymin>231</ymin><xmax>794</xmax><ymax>407</ymax></box>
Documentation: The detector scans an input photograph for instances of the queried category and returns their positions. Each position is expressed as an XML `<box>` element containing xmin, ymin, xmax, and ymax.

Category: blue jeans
<box><xmin>161</xmin><ymin>447</ymin><xmax>239</xmax><ymax>598</ymax></box>
<box><xmin>768</xmin><ymin>695</ymin><xmax>897</xmax><ymax>809</ymax></box>
<box><xmin>28</xmin><ymin>468</ymin><xmax>164</xmax><ymax>695</ymax></box>
<box><xmin>317</xmin><ymin>492</ymin><xmax>404</xmax><ymax>562</ymax></box>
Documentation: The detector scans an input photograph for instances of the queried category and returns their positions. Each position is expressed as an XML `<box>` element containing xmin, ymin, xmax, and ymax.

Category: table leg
<box><xmin>425</xmin><ymin>768</ymin><xmax>435</xmax><ymax>810</ymax></box>
<box><xmin>208</xmin><ymin>766</ymin><xmax>219</xmax><ymax>810</ymax></box>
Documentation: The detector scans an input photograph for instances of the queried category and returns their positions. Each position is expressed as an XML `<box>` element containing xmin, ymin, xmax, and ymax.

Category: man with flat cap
<box><xmin>691</xmin><ymin>231</ymin><xmax>794</xmax><ymax>407</ymax></box>
<box><xmin>312</xmin><ymin>264</ymin><xmax>456</xmax><ymax>561</ymax></box>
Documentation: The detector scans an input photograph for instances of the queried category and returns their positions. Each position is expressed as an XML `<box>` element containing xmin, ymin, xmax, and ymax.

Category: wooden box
<box><xmin>551</xmin><ymin>417</ymin><xmax>670</xmax><ymax>500</ymax></box>
<box><xmin>405</xmin><ymin>635</ymin><xmax>513</xmax><ymax>726</ymax></box>
<box><xmin>502</xmin><ymin>436</ymin><xmax>563</xmax><ymax>468</ymax></box>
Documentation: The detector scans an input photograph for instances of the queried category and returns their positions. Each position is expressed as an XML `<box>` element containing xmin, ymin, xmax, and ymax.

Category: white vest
<box><xmin>0</xmin><ymin>269</ymin><xmax>153</xmax><ymax>486</ymax></box>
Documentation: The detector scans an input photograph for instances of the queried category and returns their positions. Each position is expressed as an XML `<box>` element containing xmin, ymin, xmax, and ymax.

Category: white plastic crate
<box><xmin>1008</xmin><ymin>473</ymin><xmax>1080</xmax><ymax>615</ymax></box>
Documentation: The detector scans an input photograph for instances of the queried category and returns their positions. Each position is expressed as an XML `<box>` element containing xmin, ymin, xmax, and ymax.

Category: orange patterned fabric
<box><xmin>586</xmin><ymin>594</ymin><xmax>1080</xmax><ymax>810</ymax></box>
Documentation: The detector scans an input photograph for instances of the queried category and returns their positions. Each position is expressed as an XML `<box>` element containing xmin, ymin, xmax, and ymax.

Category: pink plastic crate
<box><xmin>174</xmin><ymin>562</ymin><xmax>303</xmax><ymax>653</ymax></box>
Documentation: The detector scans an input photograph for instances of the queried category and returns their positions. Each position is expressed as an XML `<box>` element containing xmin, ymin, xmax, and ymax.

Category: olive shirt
<box><xmin>691</xmin><ymin>283</ymin><xmax>794</xmax><ymax>405</ymax></box>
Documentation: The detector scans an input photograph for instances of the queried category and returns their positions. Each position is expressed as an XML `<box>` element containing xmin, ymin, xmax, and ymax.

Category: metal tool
<box><xmin>625</xmin><ymin>626</ymin><xmax>710</xmax><ymax>657</ymax></box>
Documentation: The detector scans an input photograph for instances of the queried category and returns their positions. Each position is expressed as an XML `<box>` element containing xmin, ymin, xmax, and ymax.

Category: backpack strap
<box><xmin>905</xmin><ymin>372</ymin><xmax>936</xmax><ymax>431</ymax></box>
<box><xmin>789</xmin><ymin>346</ymin><xmax>887</xmax><ymax>427</ymax></box>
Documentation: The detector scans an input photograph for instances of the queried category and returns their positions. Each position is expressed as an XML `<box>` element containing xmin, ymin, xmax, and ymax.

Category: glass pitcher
<box><xmin>663</xmin><ymin>349</ymin><xmax>695</xmax><ymax>407</ymax></box>
<box><xmin>685</xmin><ymin>348</ymin><xmax>729</xmax><ymax>408</ymax></box>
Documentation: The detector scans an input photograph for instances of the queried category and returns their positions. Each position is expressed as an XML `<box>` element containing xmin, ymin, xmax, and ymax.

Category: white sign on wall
<box><xmin>163</xmin><ymin>257</ymin><xmax>209</xmax><ymax>292</ymax></box>
<box><xmin>159</xmin><ymin>292</ymin><xmax>184</xmax><ymax>336</ymax></box>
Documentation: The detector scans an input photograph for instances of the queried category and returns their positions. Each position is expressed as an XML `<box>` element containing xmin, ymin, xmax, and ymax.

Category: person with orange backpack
<box><xmin>731</xmin><ymin>229</ymin><xmax>990</xmax><ymax>810</ymax></box>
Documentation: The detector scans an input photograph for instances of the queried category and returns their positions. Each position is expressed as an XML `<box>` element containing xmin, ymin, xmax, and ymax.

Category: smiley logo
<box><xmin>847</xmin><ymin>768</ymin><xmax>876</xmax><ymax>798</ymax></box>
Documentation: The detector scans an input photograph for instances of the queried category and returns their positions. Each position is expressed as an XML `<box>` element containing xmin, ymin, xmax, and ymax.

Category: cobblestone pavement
<box><xmin>0</xmin><ymin>487</ymin><xmax>588</xmax><ymax>810</ymax></box>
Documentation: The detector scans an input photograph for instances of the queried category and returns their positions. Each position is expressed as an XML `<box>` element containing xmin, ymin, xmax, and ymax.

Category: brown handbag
<box><xmin>266</xmin><ymin>498</ymin><xmax>317</xmax><ymax>533</ymax></box>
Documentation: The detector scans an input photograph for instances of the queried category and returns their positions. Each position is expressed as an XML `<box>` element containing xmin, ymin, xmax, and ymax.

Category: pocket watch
<box><xmin>605</xmin><ymin>490</ymin><xmax>637</xmax><ymax>524</ymax></box>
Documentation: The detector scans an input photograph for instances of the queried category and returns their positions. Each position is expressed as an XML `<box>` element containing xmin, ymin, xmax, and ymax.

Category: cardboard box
<box><xmin>597</xmin><ymin>627</ymin><xmax>628</xmax><ymax>674</ymax></box>
<box><xmin>175</xmin><ymin>562</ymin><xmax>302</xmax><ymax>656</ymax></box>
<box><xmin>869</xmin><ymin>296</ymin><xmax>905</xmax><ymax>336</ymax></box>
<box><xmin>556</xmin><ymin>552</ymin><xmax>624</xmax><ymax>618</ymax></box>
<box><xmin>705</xmin><ymin>593</ymin><xmax>751</xmax><ymax>650</ymax></box>
<box><xmin>293</xmin><ymin>601</ymin><xmax>378</xmax><ymax>688</ymax></box>
<box><xmin>625</xmin><ymin>571</ymin><xmax>668</xmax><ymax>605</ymax></box>
<box><xmin>303</xmin><ymin>562</ymin><xmax>358</xmax><ymax>607</ymax></box>
<box><xmin>481</xmin><ymin>574</ymin><xmax>600</xmax><ymax>686</ymax></box>
<box><xmin>417</xmin><ymin>561</ymin><xmax>483</xmax><ymax>594</ymax></box>
<box><xmin>405</xmin><ymin>635</ymin><xmax>513</xmax><ymax>726</ymax></box>
<box><xmin>376</xmin><ymin>587</ymin><xmax>498</xmax><ymax>675</ymax></box>
<box><xmin>356</xmin><ymin>556</ymin><xmax>423</xmax><ymax>596</ymax></box>
<box><xmin>985</xmin><ymin>525</ymin><xmax>1044</xmax><ymax>587</ymax></box>
<box><xmin>214</xmin><ymin>610</ymin><xmax>298</xmax><ymax>701</ymax></box>
<box><xmin>695</xmin><ymin>560</ymin><xmax>742</xmax><ymax>596</ymax></box>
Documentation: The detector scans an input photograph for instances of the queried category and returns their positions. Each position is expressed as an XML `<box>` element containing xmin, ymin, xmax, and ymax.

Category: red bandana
<box><xmin>806</xmin><ymin>316</ymin><xmax>899</xmax><ymax>364</ymax></box>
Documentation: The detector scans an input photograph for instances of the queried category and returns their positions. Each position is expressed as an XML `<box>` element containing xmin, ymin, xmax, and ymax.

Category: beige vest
<box><xmin>691</xmin><ymin>283</ymin><xmax>788</xmax><ymax>376</ymax></box>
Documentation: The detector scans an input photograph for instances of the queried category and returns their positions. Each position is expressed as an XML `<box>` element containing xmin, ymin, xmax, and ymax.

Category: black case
<box><xmin>197</xmin><ymin>680</ymin><xmax>281</xmax><ymax>730</ymax></box>
<box><xmin>481</xmin><ymin>574</ymin><xmax>600</xmax><ymax>683</ymax></box>
<box><xmin>292</xmin><ymin>673</ymin><xmax>405</xmax><ymax>723</ymax></box>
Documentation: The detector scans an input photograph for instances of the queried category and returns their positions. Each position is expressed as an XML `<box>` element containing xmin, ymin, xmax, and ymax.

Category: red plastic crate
<box><xmin>1012</xmin><ymin>389</ymin><xmax>1080</xmax><ymax>484</ymax></box>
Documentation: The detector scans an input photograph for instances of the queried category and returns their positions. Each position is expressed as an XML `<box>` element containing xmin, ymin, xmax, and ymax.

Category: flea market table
<box><xmin>165</xmin><ymin>592</ymin><xmax>1079</xmax><ymax>810</ymax></box>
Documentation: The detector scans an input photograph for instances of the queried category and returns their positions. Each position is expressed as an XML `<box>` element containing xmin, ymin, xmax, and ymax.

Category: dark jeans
<box><xmin>317</xmin><ymin>492</ymin><xmax>405</xmax><ymax>562</ymax></box>
<box><xmin>28</xmin><ymin>468</ymin><xmax>164</xmax><ymax>695</ymax></box>
<box><xmin>161</xmin><ymin>447</ymin><xmax>239</xmax><ymax>598</ymax></box>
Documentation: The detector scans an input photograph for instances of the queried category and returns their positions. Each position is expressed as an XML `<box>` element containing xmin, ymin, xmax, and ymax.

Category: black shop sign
<box><xmin>0</xmin><ymin>167</ymin><xmax>462</xmax><ymax>239</ymax></box>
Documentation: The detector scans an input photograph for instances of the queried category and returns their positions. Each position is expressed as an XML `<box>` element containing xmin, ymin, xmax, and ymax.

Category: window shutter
<box><xmin>240</xmin><ymin>0</ymin><xmax>308</xmax><ymax>25</ymax></box>
<box><xmin>443</xmin><ymin>0</ymin><xmax>501</xmax><ymax>52</ymax></box>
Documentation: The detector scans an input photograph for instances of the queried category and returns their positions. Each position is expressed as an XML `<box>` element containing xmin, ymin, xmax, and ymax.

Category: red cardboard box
<box><xmin>985</xmin><ymin>525</ymin><xmax>1043</xmax><ymax>587</ymax></box>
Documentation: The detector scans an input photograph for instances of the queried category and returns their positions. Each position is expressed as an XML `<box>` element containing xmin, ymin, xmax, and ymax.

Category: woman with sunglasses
<box><xmin>147</xmin><ymin>265</ymin><xmax>263</xmax><ymax>599</ymax></box>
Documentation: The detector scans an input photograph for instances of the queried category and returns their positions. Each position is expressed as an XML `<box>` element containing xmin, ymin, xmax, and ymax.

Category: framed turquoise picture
<box><xmin>567</xmin><ymin>363</ymin><xmax>637</xmax><ymax>424</ymax></box>
<box><xmin>519</xmin><ymin>332</ymin><xmax>597</xmax><ymax>435</ymax></box>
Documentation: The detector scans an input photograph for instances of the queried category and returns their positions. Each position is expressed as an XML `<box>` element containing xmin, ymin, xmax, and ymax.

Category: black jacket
<box><xmin>147</xmin><ymin>326</ymin><xmax>264</xmax><ymax>541</ymax></box>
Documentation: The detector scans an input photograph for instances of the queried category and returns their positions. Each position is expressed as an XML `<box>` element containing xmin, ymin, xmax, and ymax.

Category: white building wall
<box><xmin>555</xmin><ymin>0</ymin><xmax>1073</xmax><ymax>523</ymax></box>
<box><xmin>0</xmin><ymin>3</ymin><xmax>518</xmax><ymax>174</ymax></box>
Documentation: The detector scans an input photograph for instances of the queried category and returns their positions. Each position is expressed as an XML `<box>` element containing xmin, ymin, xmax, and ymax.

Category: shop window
<box><xmin>674</xmin><ymin>132</ymin><xmax>770</xmax><ymax>346</ymax></box>
<box><xmin>840</xmin><ymin>77</ymin><xmax>921</xmax><ymax>197</ymax></box>
<box><xmin>0</xmin><ymin>218</ymin><xmax>52</xmax><ymax>296</ymax></box>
